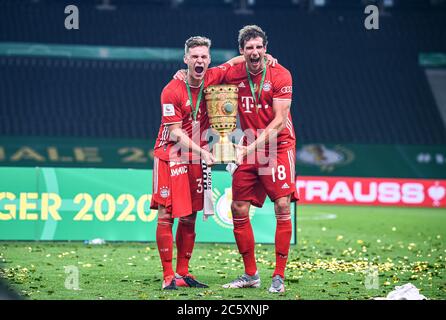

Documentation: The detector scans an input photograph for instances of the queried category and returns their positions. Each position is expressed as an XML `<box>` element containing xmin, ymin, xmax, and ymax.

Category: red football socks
<box><xmin>274</xmin><ymin>213</ymin><xmax>292</xmax><ymax>278</ymax></box>
<box><xmin>175</xmin><ymin>214</ymin><xmax>196</xmax><ymax>276</ymax></box>
<box><xmin>156</xmin><ymin>216</ymin><xmax>174</xmax><ymax>278</ymax></box>
<box><xmin>232</xmin><ymin>215</ymin><xmax>257</xmax><ymax>276</ymax></box>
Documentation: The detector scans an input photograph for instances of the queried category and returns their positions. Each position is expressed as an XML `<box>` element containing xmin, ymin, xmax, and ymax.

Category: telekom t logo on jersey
<box><xmin>241</xmin><ymin>96</ymin><xmax>269</xmax><ymax>113</ymax></box>
<box><xmin>241</xmin><ymin>96</ymin><xmax>255</xmax><ymax>113</ymax></box>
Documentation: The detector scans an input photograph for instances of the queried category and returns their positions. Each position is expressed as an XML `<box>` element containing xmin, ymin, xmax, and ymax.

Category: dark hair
<box><xmin>238</xmin><ymin>25</ymin><xmax>268</xmax><ymax>49</ymax></box>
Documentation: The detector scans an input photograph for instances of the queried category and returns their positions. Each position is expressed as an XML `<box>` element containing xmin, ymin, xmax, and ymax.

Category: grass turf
<box><xmin>0</xmin><ymin>205</ymin><xmax>445</xmax><ymax>300</ymax></box>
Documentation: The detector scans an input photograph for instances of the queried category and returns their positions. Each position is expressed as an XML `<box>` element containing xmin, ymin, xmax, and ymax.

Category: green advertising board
<box><xmin>0</xmin><ymin>167</ymin><xmax>296</xmax><ymax>244</ymax></box>
<box><xmin>1</xmin><ymin>137</ymin><xmax>445</xmax><ymax>178</ymax></box>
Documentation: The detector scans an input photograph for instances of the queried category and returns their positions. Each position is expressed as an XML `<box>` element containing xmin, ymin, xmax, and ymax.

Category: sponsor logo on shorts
<box><xmin>238</xmin><ymin>82</ymin><xmax>246</xmax><ymax>88</ymax></box>
<box><xmin>281</xmin><ymin>182</ymin><xmax>290</xmax><ymax>189</ymax></box>
<box><xmin>170</xmin><ymin>165</ymin><xmax>188</xmax><ymax>177</ymax></box>
<box><xmin>163</xmin><ymin>103</ymin><xmax>175</xmax><ymax>116</ymax></box>
<box><xmin>160</xmin><ymin>186</ymin><xmax>170</xmax><ymax>198</ymax></box>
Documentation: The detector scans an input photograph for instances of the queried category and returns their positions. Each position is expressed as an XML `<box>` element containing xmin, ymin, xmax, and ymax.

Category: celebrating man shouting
<box><xmin>222</xmin><ymin>25</ymin><xmax>298</xmax><ymax>293</ymax></box>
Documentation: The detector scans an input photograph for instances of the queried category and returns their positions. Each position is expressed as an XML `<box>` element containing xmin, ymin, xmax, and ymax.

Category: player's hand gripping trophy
<box><xmin>204</xmin><ymin>85</ymin><xmax>238</xmax><ymax>163</ymax></box>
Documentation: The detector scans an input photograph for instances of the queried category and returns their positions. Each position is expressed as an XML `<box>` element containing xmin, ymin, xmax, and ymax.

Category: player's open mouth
<box><xmin>250</xmin><ymin>57</ymin><xmax>261</xmax><ymax>67</ymax></box>
<box><xmin>195</xmin><ymin>66</ymin><xmax>204</xmax><ymax>74</ymax></box>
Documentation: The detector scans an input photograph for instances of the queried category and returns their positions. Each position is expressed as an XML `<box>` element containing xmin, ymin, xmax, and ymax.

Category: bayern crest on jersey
<box><xmin>263</xmin><ymin>81</ymin><xmax>272</xmax><ymax>92</ymax></box>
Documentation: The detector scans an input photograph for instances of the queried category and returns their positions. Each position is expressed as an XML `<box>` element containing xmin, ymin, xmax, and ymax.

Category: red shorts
<box><xmin>150</xmin><ymin>157</ymin><xmax>203</xmax><ymax>218</ymax></box>
<box><xmin>232</xmin><ymin>147</ymin><xmax>299</xmax><ymax>208</ymax></box>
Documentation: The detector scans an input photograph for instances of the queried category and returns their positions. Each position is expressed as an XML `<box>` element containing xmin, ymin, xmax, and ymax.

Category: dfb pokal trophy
<box><xmin>204</xmin><ymin>85</ymin><xmax>238</xmax><ymax>163</ymax></box>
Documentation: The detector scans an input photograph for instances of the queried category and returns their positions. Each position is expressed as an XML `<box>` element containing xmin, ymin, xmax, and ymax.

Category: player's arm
<box><xmin>173</xmin><ymin>54</ymin><xmax>278</xmax><ymax>81</ymax></box>
<box><xmin>161</xmin><ymin>86</ymin><xmax>216</xmax><ymax>165</ymax></box>
<box><xmin>236</xmin><ymin>100</ymin><xmax>291</xmax><ymax>164</ymax></box>
<box><xmin>168</xmin><ymin>123</ymin><xmax>216</xmax><ymax>166</ymax></box>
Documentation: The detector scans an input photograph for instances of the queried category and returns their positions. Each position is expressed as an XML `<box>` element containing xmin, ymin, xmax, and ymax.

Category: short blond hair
<box><xmin>184</xmin><ymin>36</ymin><xmax>212</xmax><ymax>55</ymax></box>
<box><xmin>238</xmin><ymin>25</ymin><xmax>268</xmax><ymax>49</ymax></box>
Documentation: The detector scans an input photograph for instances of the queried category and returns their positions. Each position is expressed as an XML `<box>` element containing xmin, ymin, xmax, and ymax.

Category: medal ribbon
<box><xmin>246</xmin><ymin>61</ymin><xmax>267</xmax><ymax>113</ymax></box>
<box><xmin>185</xmin><ymin>79</ymin><xmax>204</xmax><ymax>122</ymax></box>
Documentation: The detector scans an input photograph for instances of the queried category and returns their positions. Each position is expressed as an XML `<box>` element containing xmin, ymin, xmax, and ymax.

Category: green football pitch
<box><xmin>1</xmin><ymin>205</ymin><xmax>445</xmax><ymax>300</ymax></box>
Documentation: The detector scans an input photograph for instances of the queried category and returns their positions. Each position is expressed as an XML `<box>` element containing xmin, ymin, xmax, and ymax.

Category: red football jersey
<box><xmin>224</xmin><ymin>63</ymin><xmax>295</xmax><ymax>151</ymax></box>
<box><xmin>154</xmin><ymin>63</ymin><xmax>231</xmax><ymax>162</ymax></box>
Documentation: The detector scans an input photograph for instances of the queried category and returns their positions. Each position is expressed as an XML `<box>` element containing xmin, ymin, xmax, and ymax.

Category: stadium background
<box><xmin>0</xmin><ymin>0</ymin><xmax>445</xmax><ymax>300</ymax></box>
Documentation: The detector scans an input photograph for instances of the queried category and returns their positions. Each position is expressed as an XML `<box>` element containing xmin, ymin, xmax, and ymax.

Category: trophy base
<box><xmin>213</xmin><ymin>142</ymin><xmax>236</xmax><ymax>164</ymax></box>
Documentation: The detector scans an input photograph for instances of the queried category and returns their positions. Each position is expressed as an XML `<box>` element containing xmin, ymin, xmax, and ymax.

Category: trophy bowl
<box><xmin>204</xmin><ymin>84</ymin><xmax>238</xmax><ymax>163</ymax></box>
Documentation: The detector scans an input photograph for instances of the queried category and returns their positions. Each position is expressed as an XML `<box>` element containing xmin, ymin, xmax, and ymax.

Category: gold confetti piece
<box><xmin>392</xmin><ymin>227</ymin><xmax>397</xmax><ymax>231</ymax></box>
<box><xmin>336</xmin><ymin>235</ymin><xmax>344</xmax><ymax>241</ymax></box>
